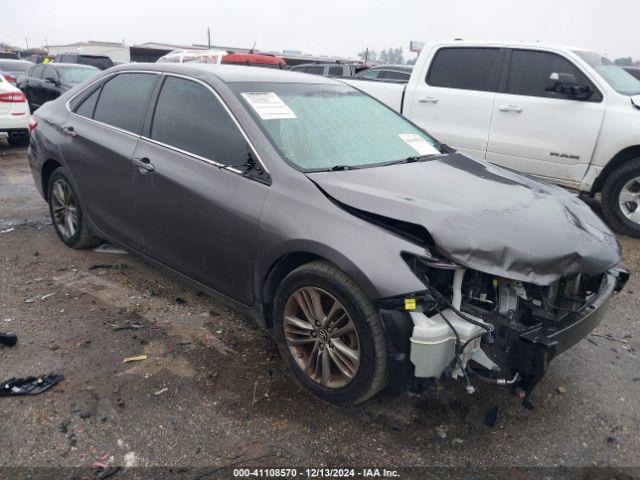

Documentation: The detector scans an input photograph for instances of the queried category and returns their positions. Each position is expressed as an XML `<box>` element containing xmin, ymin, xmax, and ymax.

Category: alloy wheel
<box><xmin>619</xmin><ymin>176</ymin><xmax>640</xmax><ymax>225</ymax></box>
<box><xmin>283</xmin><ymin>286</ymin><xmax>360</xmax><ymax>389</ymax></box>
<box><xmin>51</xmin><ymin>178</ymin><xmax>79</xmax><ymax>240</ymax></box>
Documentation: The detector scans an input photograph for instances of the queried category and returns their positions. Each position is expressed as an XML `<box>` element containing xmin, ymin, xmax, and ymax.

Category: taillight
<box><xmin>0</xmin><ymin>91</ymin><xmax>26</xmax><ymax>103</ymax></box>
<box><xmin>28</xmin><ymin>116</ymin><xmax>38</xmax><ymax>132</ymax></box>
<box><xmin>5</xmin><ymin>75</ymin><xmax>16</xmax><ymax>83</ymax></box>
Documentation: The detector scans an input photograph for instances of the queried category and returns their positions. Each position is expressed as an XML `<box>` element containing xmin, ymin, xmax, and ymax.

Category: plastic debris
<box><xmin>0</xmin><ymin>332</ymin><xmax>17</xmax><ymax>346</ymax></box>
<box><xmin>0</xmin><ymin>374</ymin><xmax>64</xmax><ymax>396</ymax></box>
<box><xmin>41</xmin><ymin>293</ymin><xmax>56</xmax><ymax>300</ymax></box>
<box><xmin>94</xmin><ymin>244</ymin><xmax>128</xmax><ymax>255</ymax></box>
<box><xmin>122</xmin><ymin>355</ymin><xmax>147</xmax><ymax>363</ymax></box>
<box><xmin>1</xmin><ymin>228</ymin><xmax>15</xmax><ymax>234</ymax></box>
<box><xmin>154</xmin><ymin>387</ymin><xmax>168</xmax><ymax>396</ymax></box>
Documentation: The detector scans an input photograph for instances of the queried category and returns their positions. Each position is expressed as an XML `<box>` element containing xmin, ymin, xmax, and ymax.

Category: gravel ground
<box><xmin>1</xmin><ymin>144</ymin><xmax>639</xmax><ymax>476</ymax></box>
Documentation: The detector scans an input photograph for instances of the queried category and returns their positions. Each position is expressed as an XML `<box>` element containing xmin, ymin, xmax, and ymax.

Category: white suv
<box><xmin>0</xmin><ymin>73</ymin><xmax>31</xmax><ymax>147</ymax></box>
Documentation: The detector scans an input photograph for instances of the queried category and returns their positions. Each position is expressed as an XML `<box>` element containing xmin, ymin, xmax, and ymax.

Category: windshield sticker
<box><xmin>241</xmin><ymin>92</ymin><xmax>297</xmax><ymax>120</ymax></box>
<box><xmin>398</xmin><ymin>134</ymin><xmax>440</xmax><ymax>156</ymax></box>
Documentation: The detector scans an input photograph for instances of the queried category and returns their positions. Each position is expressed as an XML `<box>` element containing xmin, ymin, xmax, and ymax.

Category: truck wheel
<box><xmin>272</xmin><ymin>261</ymin><xmax>388</xmax><ymax>405</ymax></box>
<box><xmin>601</xmin><ymin>159</ymin><xmax>640</xmax><ymax>238</ymax></box>
<box><xmin>47</xmin><ymin>167</ymin><xmax>101</xmax><ymax>249</ymax></box>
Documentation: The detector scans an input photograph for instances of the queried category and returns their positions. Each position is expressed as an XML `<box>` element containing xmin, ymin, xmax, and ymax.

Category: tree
<box><xmin>614</xmin><ymin>57</ymin><xmax>634</xmax><ymax>66</ymax></box>
<box><xmin>357</xmin><ymin>49</ymin><xmax>378</xmax><ymax>63</ymax></box>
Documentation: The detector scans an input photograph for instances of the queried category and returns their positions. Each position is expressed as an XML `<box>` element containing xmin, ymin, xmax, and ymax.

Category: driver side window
<box><xmin>505</xmin><ymin>50</ymin><xmax>602</xmax><ymax>101</ymax></box>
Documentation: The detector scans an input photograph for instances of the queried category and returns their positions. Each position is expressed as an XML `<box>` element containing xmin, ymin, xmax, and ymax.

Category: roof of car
<box><xmin>112</xmin><ymin>62</ymin><xmax>341</xmax><ymax>85</ymax></box>
<box><xmin>0</xmin><ymin>59</ymin><xmax>33</xmax><ymax>66</ymax></box>
<box><xmin>46</xmin><ymin>63</ymin><xmax>101</xmax><ymax>69</ymax></box>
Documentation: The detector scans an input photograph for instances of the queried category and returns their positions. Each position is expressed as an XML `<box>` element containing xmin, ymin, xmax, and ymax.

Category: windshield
<box><xmin>57</xmin><ymin>66</ymin><xmax>99</xmax><ymax>84</ymax></box>
<box><xmin>230</xmin><ymin>82</ymin><xmax>444</xmax><ymax>171</ymax></box>
<box><xmin>575</xmin><ymin>51</ymin><xmax>640</xmax><ymax>96</ymax></box>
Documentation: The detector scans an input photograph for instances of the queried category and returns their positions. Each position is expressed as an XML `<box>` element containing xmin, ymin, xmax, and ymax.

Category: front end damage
<box><xmin>378</xmin><ymin>253</ymin><xmax>629</xmax><ymax>407</ymax></box>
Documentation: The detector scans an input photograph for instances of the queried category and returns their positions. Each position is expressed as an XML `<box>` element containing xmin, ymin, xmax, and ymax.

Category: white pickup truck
<box><xmin>343</xmin><ymin>41</ymin><xmax>640</xmax><ymax>237</ymax></box>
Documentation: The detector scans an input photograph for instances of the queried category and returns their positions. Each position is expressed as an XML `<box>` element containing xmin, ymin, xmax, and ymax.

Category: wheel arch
<box><xmin>259</xmin><ymin>246</ymin><xmax>379</xmax><ymax>328</ymax></box>
<box><xmin>591</xmin><ymin>145</ymin><xmax>640</xmax><ymax>194</ymax></box>
<box><xmin>41</xmin><ymin>158</ymin><xmax>63</xmax><ymax>202</ymax></box>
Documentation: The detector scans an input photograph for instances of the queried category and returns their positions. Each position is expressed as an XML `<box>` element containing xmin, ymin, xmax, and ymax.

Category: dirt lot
<box><xmin>1</xmin><ymin>143</ymin><xmax>639</xmax><ymax>475</ymax></box>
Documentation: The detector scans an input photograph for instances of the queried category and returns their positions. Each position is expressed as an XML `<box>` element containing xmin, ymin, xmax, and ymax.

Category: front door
<box><xmin>132</xmin><ymin>75</ymin><xmax>268</xmax><ymax>304</ymax></box>
<box><xmin>486</xmin><ymin>49</ymin><xmax>606</xmax><ymax>184</ymax></box>
<box><xmin>59</xmin><ymin>72</ymin><xmax>159</xmax><ymax>247</ymax></box>
<box><xmin>404</xmin><ymin>46</ymin><xmax>505</xmax><ymax>160</ymax></box>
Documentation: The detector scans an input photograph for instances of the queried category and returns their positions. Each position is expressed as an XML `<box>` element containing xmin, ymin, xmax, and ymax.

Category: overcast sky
<box><xmin>5</xmin><ymin>0</ymin><xmax>639</xmax><ymax>60</ymax></box>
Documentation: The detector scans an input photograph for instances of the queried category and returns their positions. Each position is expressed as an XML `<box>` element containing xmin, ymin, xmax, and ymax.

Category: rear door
<box><xmin>404</xmin><ymin>46</ymin><xmax>505</xmax><ymax>159</ymax></box>
<box><xmin>60</xmin><ymin>72</ymin><xmax>159</xmax><ymax>247</ymax></box>
<box><xmin>486</xmin><ymin>49</ymin><xmax>605</xmax><ymax>184</ymax></box>
<box><xmin>132</xmin><ymin>75</ymin><xmax>269</xmax><ymax>304</ymax></box>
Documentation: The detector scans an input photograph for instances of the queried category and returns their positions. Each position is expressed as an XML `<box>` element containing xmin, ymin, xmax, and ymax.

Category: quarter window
<box><xmin>327</xmin><ymin>66</ymin><xmax>343</xmax><ymax>77</ymax></box>
<box><xmin>93</xmin><ymin>73</ymin><xmax>157</xmax><ymax>133</ymax></box>
<box><xmin>75</xmin><ymin>88</ymin><xmax>100</xmax><ymax>118</ymax></box>
<box><xmin>505</xmin><ymin>50</ymin><xmax>600</xmax><ymax>100</ymax></box>
<box><xmin>150</xmin><ymin>76</ymin><xmax>247</xmax><ymax>166</ymax></box>
<box><xmin>426</xmin><ymin>47</ymin><xmax>503</xmax><ymax>92</ymax></box>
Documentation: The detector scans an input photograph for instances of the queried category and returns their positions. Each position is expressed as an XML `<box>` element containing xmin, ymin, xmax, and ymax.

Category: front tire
<box><xmin>47</xmin><ymin>167</ymin><xmax>101</xmax><ymax>249</ymax></box>
<box><xmin>273</xmin><ymin>261</ymin><xmax>388</xmax><ymax>405</ymax></box>
<box><xmin>601</xmin><ymin>158</ymin><xmax>640</xmax><ymax>238</ymax></box>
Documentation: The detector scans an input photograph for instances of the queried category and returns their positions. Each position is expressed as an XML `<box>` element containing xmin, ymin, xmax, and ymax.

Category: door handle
<box><xmin>62</xmin><ymin>126</ymin><xmax>77</xmax><ymax>137</ymax></box>
<box><xmin>134</xmin><ymin>157</ymin><xmax>154</xmax><ymax>173</ymax></box>
<box><xmin>419</xmin><ymin>96</ymin><xmax>439</xmax><ymax>103</ymax></box>
<box><xmin>499</xmin><ymin>105</ymin><xmax>523</xmax><ymax>113</ymax></box>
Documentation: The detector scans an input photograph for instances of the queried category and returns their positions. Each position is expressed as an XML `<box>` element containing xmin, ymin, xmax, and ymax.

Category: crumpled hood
<box><xmin>307</xmin><ymin>154</ymin><xmax>621</xmax><ymax>285</ymax></box>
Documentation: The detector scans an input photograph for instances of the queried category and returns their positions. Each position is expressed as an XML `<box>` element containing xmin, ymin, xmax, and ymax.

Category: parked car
<box><xmin>56</xmin><ymin>53</ymin><xmax>114</xmax><ymax>70</ymax></box>
<box><xmin>354</xmin><ymin>64</ymin><xmax>413</xmax><ymax>82</ymax></box>
<box><xmin>27</xmin><ymin>64</ymin><xmax>627</xmax><ymax>406</ymax></box>
<box><xmin>624</xmin><ymin>66</ymin><xmax>640</xmax><ymax>81</ymax></box>
<box><xmin>157</xmin><ymin>49</ymin><xmax>286</xmax><ymax>68</ymax></box>
<box><xmin>289</xmin><ymin>63</ymin><xmax>367</xmax><ymax>77</ymax></box>
<box><xmin>343</xmin><ymin>41</ymin><xmax>640</xmax><ymax>238</ymax></box>
<box><xmin>18</xmin><ymin>63</ymin><xmax>100</xmax><ymax>110</ymax></box>
<box><xmin>0</xmin><ymin>59</ymin><xmax>34</xmax><ymax>86</ymax></box>
<box><xmin>0</xmin><ymin>73</ymin><xmax>31</xmax><ymax>146</ymax></box>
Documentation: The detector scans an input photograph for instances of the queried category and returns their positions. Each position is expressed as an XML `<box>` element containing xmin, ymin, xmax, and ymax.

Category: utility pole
<box><xmin>25</xmin><ymin>37</ymin><xmax>29</xmax><ymax>50</ymax></box>
<box><xmin>364</xmin><ymin>47</ymin><xmax>369</xmax><ymax>64</ymax></box>
<box><xmin>207</xmin><ymin>28</ymin><xmax>211</xmax><ymax>50</ymax></box>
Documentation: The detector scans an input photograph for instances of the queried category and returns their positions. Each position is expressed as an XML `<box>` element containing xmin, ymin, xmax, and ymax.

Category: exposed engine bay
<box><xmin>378</xmin><ymin>252</ymin><xmax>629</xmax><ymax>408</ymax></box>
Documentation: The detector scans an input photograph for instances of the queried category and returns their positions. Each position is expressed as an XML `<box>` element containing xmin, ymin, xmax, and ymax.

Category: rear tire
<box><xmin>273</xmin><ymin>261</ymin><xmax>388</xmax><ymax>405</ymax></box>
<box><xmin>601</xmin><ymin>159</ymin><xmax>640</xmax><ymax>238</ymax></box>
<box><xmin>47</xmin><ymin>167</ymin><xmax>101</xmax><ymax>249</ymax></box>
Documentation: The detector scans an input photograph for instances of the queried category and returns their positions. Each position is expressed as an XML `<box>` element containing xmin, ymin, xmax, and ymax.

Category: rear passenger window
<box><xmin>327</xmin><ymin>66</ymin><xmax>343</xmax><ymax>77</ymax></box>
<box><xmin>505</xmin><ymin>50</ymin><xmax>600</xmax><ymax>100</ymax></box>
<box><xmin>93</xmin><ymin>73</ymin><xmax>157</xmax><ymax>133</ymax></box>
<box><xmin>30</xmin><ymin>65</ymin><xmax>45</xmax><ymax>79</ymax></box>
<box><xmin>379</xmin><ymin>70</ymin><xmax>409</xmax><ymax>81</ymax></box>
<box><xmin>304</xmin><ymin>66</ymin><xmax>324</xmax><ymax>75</ymax></box>
<box><xmin>427</xmin><ymin>47</ymin><xmax>503</xmax><ymax>92</ymax></box>
<box><xmin>150</xmin><ymin>76</ymin><xmax>247</xmax><ymax>166</ymax></box>
<box><xmin>75</xmin><ymin>88</ymin><xmax>100</xmax><ymax>118</ymax></box>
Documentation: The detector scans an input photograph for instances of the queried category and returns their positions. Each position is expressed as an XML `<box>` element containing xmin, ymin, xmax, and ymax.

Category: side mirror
<box><xmin>44</xmin><ymin>76</ymin><xmax>59</xmax><ymax>86</ymax></box>
<box><xmin>546</xmin><ymin>72</ymin><xmax>593</xmax><ymax>100</ymax></box>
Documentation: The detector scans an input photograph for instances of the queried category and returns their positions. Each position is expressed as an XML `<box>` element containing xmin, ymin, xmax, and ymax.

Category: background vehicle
<box><xmin>56</xmin><ymin>52</ymin><xmax>114</xmax><ymax>70</ymax></box>
<box><xmin>18</xmin><ymin>63</ymin><xmax>99</xmax><ymax>110</ymax></box>
<box><xmin>354</xmin><ymin>64</ymin><xmax>413</xmax><ymax>82</ymax></box>
<box><xmin>624</xmin><ymin>66</ymin><xmax>640</xmax><ymax>81</ymax></box>
<box><xmin>343</xmin><ymin>41</ymin><xmax>640</xmax><ymax>238</ymax></box>
<box><xmin>289</xmin><ymin>62</ymin><xmax>367</xmax><ymax>77</ymax></box>
<box><xmin>27</xmin><ymin>64</ymin><xmax>626</xmax><ymax>406</ymax></box>
<box><xmin>157</xmin><ymin>49</ymin><xmax>286</xmax><ymax>68</ymax></box>
<box><xmin>0</xmin><ymin>73</ymin><xmax>31</xmax><ymax>146</ymax></box>
<box><xmin>0</xmin><ymin>59</ymin><xmax>34</xmax><ymax>86</ymax></box>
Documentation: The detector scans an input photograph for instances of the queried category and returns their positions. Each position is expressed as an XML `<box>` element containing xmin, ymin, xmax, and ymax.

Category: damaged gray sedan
<box><xmin>28</xmin><ymin>64</ymin><xmax>628</xmax><ymax>406</ymax></box>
